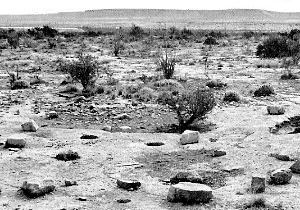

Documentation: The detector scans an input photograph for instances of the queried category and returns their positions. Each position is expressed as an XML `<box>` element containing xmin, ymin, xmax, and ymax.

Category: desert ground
<box><xmin>0</xmin><ymin>26</ymin><xmax>300</xmax><ymax>210</ymax></box>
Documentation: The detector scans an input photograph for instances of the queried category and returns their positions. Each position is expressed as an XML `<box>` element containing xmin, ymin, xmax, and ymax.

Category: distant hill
<box><xmin>0</xmin><ymin>9</ymin><xmax>300</xmax><ymax>31</ymax></box>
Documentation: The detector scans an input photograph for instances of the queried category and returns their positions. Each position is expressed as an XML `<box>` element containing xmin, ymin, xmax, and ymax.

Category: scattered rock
<box><xmin>180</xmin><ymin>130</ymin><xmax>199</xmax><ymax>145</ymax></box>
<box><xmin>290</xmin><ymin>160</ymin><xmax>300</xmax><ymax>173</ymax></box>
<box><xmin>114</xmin><ymin>113</ymin><xmax>131</xmax><ymax>120</ymax></box>
<box><xmin>211</xmin><ymin>150</ymin><xmax>226</xmax><ymax>157</ymax></box>
<box><xmin>65</xmin><ymin>180</ymin><xmax>77</xmax><ymax>187</ymax></box>
<box><xmin>80</xmin><ymin>134</ymin><xmax>98</xmax><ymax>139</ymax></box>
<box><xmin>267</xmin><ymin>106</ymin><xmax>285</xmax><ymax>115</ymax></box>
<box><xmin>170</xmin><ymin>171</ymin><xmax>202</xmax><ymax>184</ymax></box>
<box><xmin>102</xmin><ymin>125</ymin><xmax>112</xmax><ymax>132</ymax></box>
<box><xmin>21</xmin><ymin>119</ymin><xmax>39</xmax><ymax>132</ymax></box>
<box><xmin>117</xmin><ymin>178</ymin><xmax>141</xmax><ymax>191</ymax></box>
<box><xmin>21</xmin><ymin>181</ymin><xmax>55</xmax><ymax>198</ymax></box>
<box><xmin>5</xmin><ymin>134</ymin><xmax>27</xmax><ymax>148</ymax></box>
<box><xmin>167</xmin><ymin>182</ymin><xmax>213</xmax><ymax>204</ymax></box>
<box><xmin>146</xmin><ymin>142</ymin><xmax>165</xmax><ymax>146</ymax></box>
<box><xmin>47</xmin><ymin>111</ymin><xmax>59</xmax><ymax>119</ymax></box>
<box><xmin>119</xmin><ymin>126</ymin><xmax>132</xmax><ymax>132</ymax></box>
<box><xmin>117</xmin><ymin>198</ymin><xmax>131</xmax><ymax>203</ymax></box>
<box><xmin>269</xmin><ymin>153</ymin><xmax>292</xmax><ymax>161</ymax></box>
<box><xmin>250</xmin><ymin>175</ymin><xmax>266</xmax><ymax>193</ymax></box>
<box><xmin>55</xmin><ymin>150</ymin><xmax>80</xmax><ymax>161</ymax></box>
<box><xmin>268</xmin><ymin>169</ymin><xmax>292</xmax><ymax>185</ymax></box>
<box><xmin>77</xmin><ymin>197</ymin><xmax>87</xmax><ymax>201</ymax></box>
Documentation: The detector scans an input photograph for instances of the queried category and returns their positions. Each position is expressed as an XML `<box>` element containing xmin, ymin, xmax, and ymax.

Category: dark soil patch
<box><xmin>136</xmin><ymin>149</ymin><xmax>241</xmax><ymax>188</ymax></box>
<box><xmin>146</xmin><ymin>142</ymin><xmax>165</xmax><ymax>146</ymax></box>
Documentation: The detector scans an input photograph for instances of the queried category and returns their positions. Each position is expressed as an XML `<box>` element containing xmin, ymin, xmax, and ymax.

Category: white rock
<box><xmin>102</xmin><ymin>125</ymin><xmax>112</xmax><ymax>132</ymax></box>
<box><xmin>269</xmin><ymin>169</ymin><xmax>292</xmax><ymax>185</ymax></box>
<box><xmin>180</xmin><ymin>130</ymin><xmax>199</xmax><ymax>145</ymax></box>
<box><xmin>5</xmin><ymin>134</ymin><xmax>27</xmax><ymax>148</ymax></box>
<box><xmin>120</xmin><ymin>126</ymin><xmax>132</xmax><ymax>132</ymax></box>
<box><xmin>167</xmin><ymin>182</ymin><xmax>212</xmax><ymax>203</ymax></box>
<box><xmin>21</xmin><ymin>120</ymin><xmax>39</xmax><ymax>132</ymax></box>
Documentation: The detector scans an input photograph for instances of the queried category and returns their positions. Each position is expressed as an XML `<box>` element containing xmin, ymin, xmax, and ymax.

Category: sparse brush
<box><xmin>157</xmin><ymin>52</ymin><xmax>176</xmax><ymax>79</ymax></box>
<box><xmin>206</xmin><ymin>80</ymin><xmax>227</xmax><ymax>89</ymax></box>
<box><xmin>158</xmin><ymin>87</ymin><xmax>216</xmax><ymax>130</ymax></box>
<box><xmin>65</xmin><ymin>52</ymin><xmax>99</xmax><ymax>95</ymax></box>
<box><xmin>254</xmin><ymin>85</ymin><xmax>275</xmax><ymax>97</ymax></box>
<box><xmin>223</xmin><ymin>92</ymin><xmax>240</xmax><ymax>102</ymax></box>
<box><xmin>204</xmin><ymin>36</ymin><xmax>218</xmax><ymax>45</ymax></box>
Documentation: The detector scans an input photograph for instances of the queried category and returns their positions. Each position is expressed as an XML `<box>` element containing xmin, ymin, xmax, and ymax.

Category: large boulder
<box><xmin>167</xmin><ymin>182</ymin><xmax>213</xmax><ymax>204</ymax></box>
<box><xmin>180</xmin><ymin>130</ymin><xmax>199</xmax><ymax>145</ymax></box>
<box><xmin>117</xmin><ymin>178</ymin><xmax>141</xmax><ymax>191</ymax></box>
<box><xmin>5</xmin><ymin>134</ymin><xmax>27</xmax><ymax>148</ymax></box>
<box><xmin>290</xmin><ymin>160</ymin><xmax>300</xmax><ymax>173</ymax></box>
<box><xmin>21</xmin><ymin>119</ymin><xmax>39</xmax><ymax>132</ymax></box>
<box><xmin>269</xmin><ymin>169</ymin><xmax>292</xmax><ymax>185</ymax></box>
<box><xmin>267</xmin><ymin>106</ymin><xmax>285</xmax><ymax>115</ymax></box>
<box><xmin>250</xmin><ymin>175</ymin><xmax>266</xmax><ymax>193</ymax></box>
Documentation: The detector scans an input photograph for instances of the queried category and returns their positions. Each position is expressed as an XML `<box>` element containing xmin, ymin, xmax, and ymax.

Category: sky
<box><xmin>0</xmin><ymin>0</ymin><xmax>300</xmax><ymax>14</ymax></box>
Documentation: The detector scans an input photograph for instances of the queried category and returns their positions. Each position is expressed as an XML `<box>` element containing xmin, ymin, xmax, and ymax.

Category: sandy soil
<box><xmin>0</xmin><ymin>34</ymin><xmax>300</xmax><ymax>210</ymax></box>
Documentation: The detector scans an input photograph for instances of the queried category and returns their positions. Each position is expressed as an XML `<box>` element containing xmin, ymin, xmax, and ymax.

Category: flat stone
<box><xmin>114</xmin><ymin>113</ymin><xmax>131</xmax><ymax>120</ymax></box>
<box><xmin>180</xmin><ymin>130</ymin><xmax>199</xmax><ymax>145</ymax></box>
<box><xmin>211</xmin><ymin>150</ymin><xmax>226</xmax><ymax>157</ymax></box>
<box><xmin>117</xmin><ymin>178</ymin><xmax>141</xmax><ymax>191</ymax></box>
<box><xmin>250</xmin><ymin>175</ymin><xmax>266</xmax><ymax>193</ymax></box>
<box><xmin>267</xmin><ymin>106</ymin><xmax>285</xmax><ymax>115</ymax></box>
<box><xmin>269</xmin><ymin>169</ymin><xmax>292</xmax><ymax>185</ymax></box>
<box><xmin>167</xmin><ymin>182</ymin><xmax>213</xmax><ymax>204</ymax></box>
<box><xmin>5</xmin><ymin>134</ymin><xmax>27</xmax><ymax>148</ymax></box>
<box><xmin>170</xmin><ymin>171</ymin><xmax>203</xmax><ymax>184</ymax></box>
<box><xmin>102</xmin><ymin>125</ymin><xmax>112</xmax><ymax>132</ymax></box>
<box><xmin>290</xmin><ymin>160</ymin><xmax>300</xmax><ymax>173</ymax></box>
<box><xmin>47</xmin><ymin>111</ymin><xmax>58</xmax><ymax>119</ymax></box>
<box><xmin>119</xmin><ymin>126</ymin><xmax>132</xmax><ymax>132</ymax></box>
<box><xmin>21</xmin><ymin>119</ymin><xmax>39</xmax><ymax>132</ymax></box>
<box><xmin>21</xmin><ymin>181</ymin><xmax>55</xmax><ymax>198</ymax></box>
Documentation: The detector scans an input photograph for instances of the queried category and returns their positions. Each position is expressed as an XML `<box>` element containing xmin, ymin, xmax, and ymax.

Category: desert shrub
<box><xmin>153</xmin><ymin>79</ymin><xmax>184</xmax><ymax>93</ymax></box>
<box><xmin>117</xmin><ymin>84</ymin><xmax>141</xmax><ymax>99</ymax></box>
<box><xmin>204</xmin><ymin>36</ymin><xmax>218</xmax><ymax>45</ymax></box>
<box><xmin>7</xmin><ymin>31</ymin><xmax>19</xmax><ymax>49</ymax></box>
<box><xmin>255</xmin><ymin>60</ymin><xmax>280</xmax><ymax>68</ymax></box>
<box><xmin>243</xmin><ymin>197</ymin><xmax>267</xmax><ymax>209</ymax></box>
<box><xmin>181</xmin><ymin>27</ymin><xmax>193</xmax><ymax>39</ymax></box>
<box><xmin>113</xmin><ymin>39</ymin><xmax>125</xmax><ymax>57</ymax></box>
<box><xmin>256</xmin><ymin>35</ymin><xmax>300</xmax><ymax>58</ymax></box>
<box><xmin>280</xmin><ymin>72</ymin><xmax>299</xmax><ymax>80</ymax></box>
<box><xmin>95</xmin><ymin>85</ymin><xmax>105</xmax><ymax>94</ymax></box>
<box><xmin>243</xmin><ymin>31</ymin><xmax>255</xmax><ymax>39</ymax></box>
<box><xmin>129</xmin><ymin>24</ymin><xmax>144</xmax><ymax>40</ymax></box>
<box><xmin>159</xmin><ymin>87</ymin><xmax>216</xmax><ymax>130</ymax></box>
<box><xmin>254</xmin><ymin>85</ymin><xmax>275</xmax><ymax>97</ymax></box>
<box><xmin>206</xmin><ymin>80</ymin><xmax>227</xmax><ymax>89</ymax></box>
<box><xmin>47</xmin><ymin>38</ymin><xmax>57</xmax><ymax>49</ymax></box>
<box><xmin>65</xmin><ymin>53</ymin><xmax>99</xmax><ymax>93</ymax></box>
<box><xmin>223</xmin><ymin>92</ymin><xmax>240</xmax><ymax>102</ymax></box>
<box><xmin>157</xmin><ymin>52</ymin><xmax>176</xmax><ymax>79</ymax></box>
<box><xmin>11</xmin><ymin>80</ymin><xmax>30</xmax><ymax>90</ymax></box>
<box><xmin>27</xmin><ymin>25</ymin><xmax>58</xmax><ymax>39</ymax></box>
<box><xmin>134</xmin><ymin>87</ymin><xmax>156</xmax><ymax>102</ymax></box>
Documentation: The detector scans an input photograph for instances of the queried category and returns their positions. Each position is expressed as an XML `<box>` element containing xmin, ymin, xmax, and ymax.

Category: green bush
<box><xmin>157</xmin><ymin>53</ymin><xmax>176</xmax><ymax>79</ymax></box>
<box><xmin>159</xmin><ymin>87</ymin><xmax>216</xmax><ymax>130</ymax></box>
<box><xmin>223</xmin><ymin>92</ymin><xmax>240</xmax><ymax>102</ymax></box>
<box><xmin>206</xmin><ymin>80</ymin><xmax>227</xmax><ymax>89</ymax></box>
<box><xmin>256</xmin><ymin>35</ymin><xmax>300</xmax><ymax>58</ymax></box>
<box><xmin>204</xmin><ymin>36</ymin><xmax>218</xmax><ymax>45</ymax></box>
<box><xmin>254</xmin><ymin>85</ymin><xmax>275</xmax><ymax>97</ymax></box>
<box><xmin>65</xmin><ymin>53</ymin><xmax>99</xmax><ymax>93</ymax></box>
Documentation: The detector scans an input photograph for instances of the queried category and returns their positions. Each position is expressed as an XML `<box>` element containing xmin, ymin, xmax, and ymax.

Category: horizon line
<box><xmin>0</xmin><ymin>8</ymin><xmax>299</xmax><ymax>16</ymax></box>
